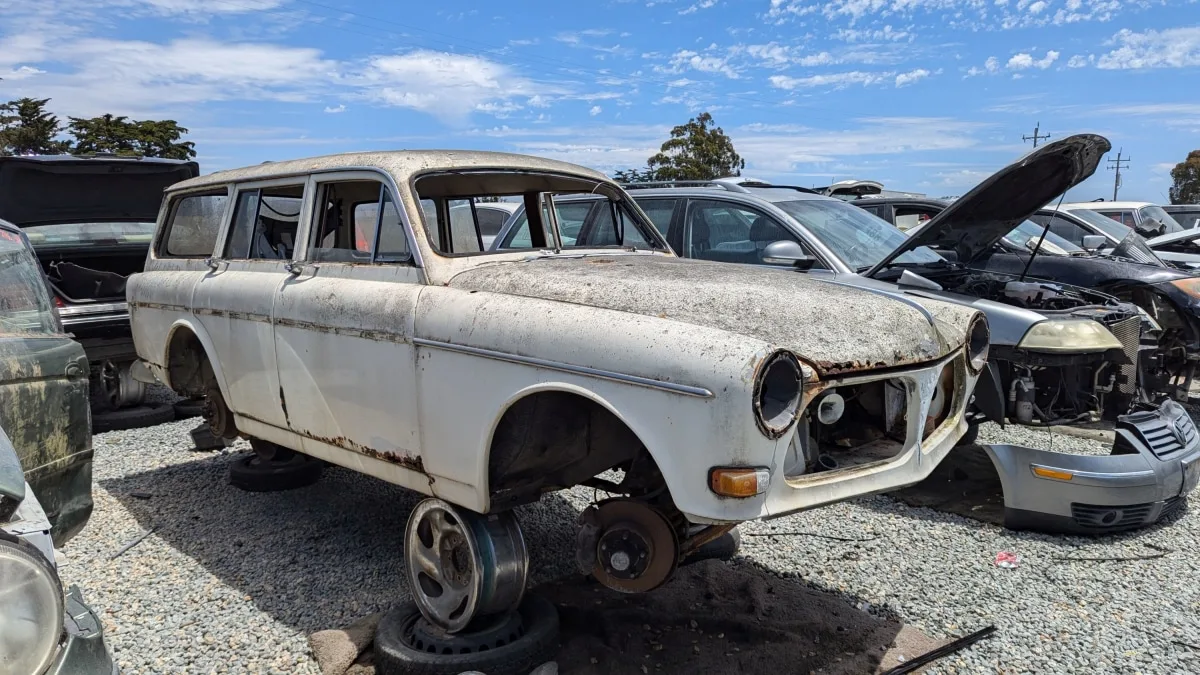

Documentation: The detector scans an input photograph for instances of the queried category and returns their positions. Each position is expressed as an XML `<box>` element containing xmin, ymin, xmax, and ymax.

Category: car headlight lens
<box><xmin>754</xmin><ymin>351</ymin><xmax>803</xmax><ymax>438</ymax></box>
<box><xmin>967</xmin><ymin>314</ymin><xmax>989</xmax><ymax>373</ymax></box>
<box><xmin>0</xmin><ymin>538</ymin><xmax>64</xmax><ymax>675</ymax></box>
<box><xmin>1017</xmin><ymin>320</ymin><xmax>1123</xmax><ymax>353</ymax></box>
<box><xmin>1169</xmin><ymin>277</ymin><xmax>1200</xmax><ymax>299</ymax></box>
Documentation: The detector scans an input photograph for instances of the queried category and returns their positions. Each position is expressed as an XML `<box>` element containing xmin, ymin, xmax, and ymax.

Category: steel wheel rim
<box><xmin>404</xmin><ymin>499</ymin><xmax>528</xmax><ymax>634</ymax></box>
<box><xmin>99</xmin><ymin>361</ymin><xmax>144</xmax><ymax>408</ymax></box>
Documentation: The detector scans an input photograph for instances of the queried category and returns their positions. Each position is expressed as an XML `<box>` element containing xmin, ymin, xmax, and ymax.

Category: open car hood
<box><xmin>865</xmin><ymin>134</ymin><xmax>1111</xmax><ymax>278</ymax></box>
<box><xmin>0</xmin><ymin>155</ymin><xmax>199</xmax><ymax>226</ymax></box>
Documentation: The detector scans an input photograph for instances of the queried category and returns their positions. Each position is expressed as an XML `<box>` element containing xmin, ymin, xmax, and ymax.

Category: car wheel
<box><xmin>92</xmin><ymin>402</ymin><xmax>176</xmax><ymax>433</ymax></box>
<box><xmin>374</xmin><ymin>594</ymin><xmax>559</xmax><ymax>675</ymax></box>
<box><xmin>229</xmin><ymin>452</ymin><xmax>321</xmax><ymax>492</ymax></box>
<box><xmin>681</xmin><ymin>526</ymin><xmax>741</xmax><ymax>566</ymax></box>
<box><xmin>90</xmin><ymin>360</ymin><xmax>147</xmax><ymax>411</ymax></box>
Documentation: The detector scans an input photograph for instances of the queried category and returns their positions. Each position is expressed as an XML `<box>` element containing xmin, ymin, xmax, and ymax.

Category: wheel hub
<box><xmin>98</xmin><ymin>360</ymin><xmax>145</xmax><ymax>409</ymax></box>
<box><xmin>589</xmin><ymin>499</ymin><xmax>679</xmax><ymax>594</ymax></box>
<box><xmin>404</xmin><ymin>499</ymin><xmax>528</xmax><ymax>634</ymax></box>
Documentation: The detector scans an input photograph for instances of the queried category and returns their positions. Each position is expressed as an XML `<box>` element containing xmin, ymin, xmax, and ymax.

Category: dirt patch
<box><xmin>891</xmin><ymin>444</ymin><xmax>1007</xmax><ymax>526</ymax></box>
<box><xmin>547</xmin><ymin>559</ymin><xmax>905</xmax><ymax>675</ymax></box>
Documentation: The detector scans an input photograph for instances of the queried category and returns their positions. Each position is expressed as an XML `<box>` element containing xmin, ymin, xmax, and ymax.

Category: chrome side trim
<box><xmin>56</xmin><ymin>301</ymin><xmax>128</xmax><ymax>317</ymax></box>
<box><xmin>1030</xmin><ymin>464</ymin><xmax>1156</xmax><ymax>481</ymax></box>
<box><xmin>412</xmin><ymin>337</ymin><xmax>715</xmax><ymax>399</ymax></box>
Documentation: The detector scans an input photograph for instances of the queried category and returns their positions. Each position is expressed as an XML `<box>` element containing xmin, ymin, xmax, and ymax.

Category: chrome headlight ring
<box><xmin>753</xmin><ymin>350</ymin><xmax>804</xmax><ymax>439</ymax></box>
<box><xmin>967</xmin><ymin>313</ymin><xmax>990</xmax><ymax>373</ymax></box>
<box><xmin>0</xmin><ymin>536</ymin><xmax>64</xmax><ymax>675</ymax></box>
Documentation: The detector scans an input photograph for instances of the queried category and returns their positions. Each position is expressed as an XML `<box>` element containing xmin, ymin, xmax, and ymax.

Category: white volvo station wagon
<box><xmin>128</xmin><ymin>150</ymin><xmax>986</xmax><ymax>634</ymax></box>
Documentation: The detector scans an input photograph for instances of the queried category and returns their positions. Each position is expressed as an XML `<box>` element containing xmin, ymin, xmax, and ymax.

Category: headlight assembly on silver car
<box><xmin>754</xmin><ymin>350</ymin><xmax>803</xmax><ymax>438</ymax></box>
<box><xmin>0</xmin><ymin>538</ymin><xmax>64</xmax><ymax>675</ymax></box>
<box><xmin>1017</xmin><ymin>319</ymin><xmax>1123</xmax><ymax>353</ymax></box>
<box><xmin>967</xmin><ymin>314</ymin><xmax>990</xmax><ymax>373</ymax></box>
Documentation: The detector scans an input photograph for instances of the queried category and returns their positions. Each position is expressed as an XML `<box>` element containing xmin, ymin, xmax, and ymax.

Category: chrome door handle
<box><xmin>65</xmin><ymin>363</ymin><xmax>85</xmax><ymax>380</ymax></box>
<box><xmin>204</xmin><ymin>257</ymin><xmax>219</xmax><ymax>270</ymax></box>
<box><xmin>284</xmin><ymin>262</ymin><xmax>303</xmax><ymax>275</ymax></box>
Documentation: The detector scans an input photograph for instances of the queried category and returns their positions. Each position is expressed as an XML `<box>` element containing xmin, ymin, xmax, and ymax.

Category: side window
<box><xmin>1045</xmin><ymin>216</ymin><xmax>1088</xmax><ymax>245</ymax></box>
<box><xmin>161</xmin><ymin>192</ymin><xmax>228</xmax><ymax>257</ymax></box>
<box><xmin>225</xmin><ymin>185</ymin><xmax>303</xmax><ymax>260</ymax></box>
<box><xmin>312</xmin><ymin>180</ymin><xmax>404</xmax><ymax>263</ymax></box>
<box><xmin>475</xmin><ymin>207</ymin><xmax>510</xmax><ymax>239</ymax></box>
<box><xmin>635</xmin><ymin>199</ymin><xmax>678</xmax><ymax>236</ymax></box>
<box><xmin>495</xmin><ymin>200</ymin><xmax>592</xmax><ymax>250</ymax></box>
<box><xmin>894</xmin><ymin>206</ymin><xmax>938</xmax><ymax>232</ymax></box>
<box><xmin>1097</xmin><ymin>210</ymin><xmax>1136</xmax><ymax>228</ymax></box>
<box><xmin>685</xmin><ymin>200</ymin><xmax>798</xmax><ymax>265</ymax></box>
<box><xmin>0</xmin><ymin>232</ymin><xmax>57</xmax><ymax>335</ymax></box>
<box><xmin>577</xmin><ymin>201</ymin><xmax>653</xmax><ymax>248</ymax></box>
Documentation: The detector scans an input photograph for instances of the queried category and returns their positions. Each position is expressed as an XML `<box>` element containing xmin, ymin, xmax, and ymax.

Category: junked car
<box><xmin>1026</xmin><ymin>206</ymin><xmax>1200</xmax><ymax>270</ymax></box>
<box><xmin>1163</xmin><ymin>204</ymin><xmax>1200</xmax><ymax>230</ymax></box>
<box><xmin>0</xmin><ymin>154</ymin><xmax>199</xmax><ymax>429</ymax></box>
<box><xmin>1059</xmin><ymin>200</ymin><xmax>1186</xmax><ymax>238</ymax></box>
<box><xmin>127</xmin><ymin>150</ymin><xmax>986</xmax><ymax>662</ymax></box>
<box><xmin>0</xmin><ymin>221</ymin><xmax>93</xmax><ymax>544</ymax></box>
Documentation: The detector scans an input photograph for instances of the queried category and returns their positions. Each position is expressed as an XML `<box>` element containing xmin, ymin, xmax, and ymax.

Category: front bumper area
<box><xmin>47</xmin><ymin>585</ymin><xmax>118</xmax><ymax>675</ymax></box>
<box><xmin>759</xmin><ymin>349</ymin><xmax>978</xmax><ymax>519</ymax></box>
<box><xmin>984</xmin><ymin>399</ymin><xmax>1200</xmax><ymax>534</ymax></box>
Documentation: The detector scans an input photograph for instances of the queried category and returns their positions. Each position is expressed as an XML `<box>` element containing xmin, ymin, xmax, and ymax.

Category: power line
<box><xmin>1022</xmin><ymin>121</ymin><xmax>1049</xmax><ymax>148</ymax></box>
<box><xmin>1107</xmin><ymin>148</ymin><xmax>1130</xmax><ymax>201</ymax></box>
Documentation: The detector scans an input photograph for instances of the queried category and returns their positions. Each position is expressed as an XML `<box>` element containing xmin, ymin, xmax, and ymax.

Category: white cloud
<box><xmin>833</xmin><ymin>25</ymin><xmax>911</xmax><ymax>42</ymax></box>
<box><xmin>1066</xmin><ymin>54</ymin><xmax>1092</xmax><ymax>68</ymax></box>
<box><xmin>769</xmin><ymin>70</ymin><xmax>893</xmax><ymax>90</ymax></box>
<box><xmin>679</xmin><ymin>0</ymin><xmax>717</xmax><ymax>14</ymax></box>
<box><xmin>130</xmin><ymin>0</ymin><xmax>288</xmax><ymax>14</ymax></box>
<box><xmin>323</xmin><ymin>104</ymin><xmax>345</xmax><ymax>113</ymax></box>
<box><xmin>894</xmin><ymin>68</ymin><xmax>929</xmax><ymax>87</ymax></box>
<box><xmin>1007</xmin><ymin>49</ymin><xmax>1059</xmax><ymax>69</ymax></box>
<box><xmin>986</xmin><ymin>56</ymin><xmax>1000</xmax><ymax>72</ymax></box>
<box><xmin>362</xmin><ymin>50</ymin><xmax>548</xmax><ymax>120</ymax></box>
<box><xmin>589</xmin><ymin>105</ymin><xmax>602</xmax><ymax>116</ymax></box>
<box><xmin>661</xmin><ymin>48</ymin><xmax>740</xmax><ymax>78</ymax></box>
<box><xmin>1</xmin><ymin>65</ymin><xmax>45</xmax><ymax>80</ymax></box>
<box><xmin>1097</xmin><ymin>27</ymin><xmax>1200</xmax><ymax>69</ymax></box>
<box><xmin>1026</xmin><ymin>0</ymin><xmax>1047</xmax><ymax>14</ymax></box>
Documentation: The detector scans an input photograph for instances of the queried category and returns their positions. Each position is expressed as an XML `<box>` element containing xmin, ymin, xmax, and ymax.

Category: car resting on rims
<box><xmin>127</xmin><ymin>150</ymin><xmax>985</xmax><ymax>671</ymax></box>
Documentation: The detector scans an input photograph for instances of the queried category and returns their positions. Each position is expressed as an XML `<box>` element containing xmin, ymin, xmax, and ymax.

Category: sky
<box><xmin>0</xmin><ymin>0</ymin><xmax>1196</xmax><ymax>202</ymax></box>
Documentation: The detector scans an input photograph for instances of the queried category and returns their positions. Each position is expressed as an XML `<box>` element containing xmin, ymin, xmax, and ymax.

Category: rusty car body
<box><xmin>127</xmin><ymin>150</ymin><xmax>988</xmax><ymax>523</ymax></box>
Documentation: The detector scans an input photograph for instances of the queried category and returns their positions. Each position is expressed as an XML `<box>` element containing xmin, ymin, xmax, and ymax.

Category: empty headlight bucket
<box><xmin>0</xmin><ymin>538</ymin><xmax>64</xmax><ymax>675</ymax></box>
<box><xmin>753</xmin><ymin>351</ymin><xmax>803</xmax><ymax>438</ymax></box>
<box><xmin>967</xmin><ymin>314</ymin><xmax>989</xmax><ymax>373</ymax></box>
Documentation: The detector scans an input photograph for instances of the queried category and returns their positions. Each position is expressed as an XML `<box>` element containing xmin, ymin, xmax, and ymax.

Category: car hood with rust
<box><xmin>448</xmin><ymin>254</ymin><xmax>974</xmax><ymax>377</ymax></box>
<box><xmin>866</xmin><ymin>134</ymin><xmax>1111</xmax><ymax>276</ymax></box>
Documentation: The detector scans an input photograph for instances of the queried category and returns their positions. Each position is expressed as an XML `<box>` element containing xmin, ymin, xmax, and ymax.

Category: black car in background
<box><xmin>0</xmin><ymin>154</ymin><xmax>198</xmax><ymax>429</ymax></box>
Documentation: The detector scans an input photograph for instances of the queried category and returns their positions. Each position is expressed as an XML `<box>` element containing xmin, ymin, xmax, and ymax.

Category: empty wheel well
<box><xmin>165</xmin><ymin>327</ymin><xmax>216</xmax><ymax>398</ymax></box>
<box><xmin>487</xmin><ymin>391</ymin><xmax>650</xmax><ymax>510</ymax></box>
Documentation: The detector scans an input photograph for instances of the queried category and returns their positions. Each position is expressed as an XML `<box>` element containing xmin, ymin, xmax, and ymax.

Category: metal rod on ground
<box><xmin>881</xmin><ymin>625</ymin><xmax>998</xmax><ymax>675</ymax></box>
<box><xmin>110</xmin><ymin>527</ymin><xmax>157</xmax><ymax>560</ymax></box>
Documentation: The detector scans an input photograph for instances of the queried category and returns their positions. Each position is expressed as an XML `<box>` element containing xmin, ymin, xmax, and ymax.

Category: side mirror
<box><xmin>1081</xmin><ymin>234</ymin><xmax>1106</xmax><ymax>252</ymax></box>
<box><xmin>1023</xmin><ymin>238</ymin><xmax>1041</xmax><ymax>252</ymax></box>
<box><xmin>761</xmin><ymin>240</ymin><xmax>816</xmax><ymax>270</ymax></box>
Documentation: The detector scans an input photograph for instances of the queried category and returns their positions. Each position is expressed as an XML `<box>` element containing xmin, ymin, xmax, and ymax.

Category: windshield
<box><xmin>22</xmin><ymin>222</ymin><xmax>156</xmax><ymax>248</ymax></box>
<box><xmin>1003</xmin><ymin>220</ymin><xmax>1082</xmax><ymax>255</ymax></box>
<box><xmin>0</xmin><ymin>231</ymin><xmax>57</xmax><ymax>335</ymax></box>
<box><xmin>772</xmin><ymin>199</ymin><xmax>944</xmax><ymax>270</ymax></box>
<box><xmin>1068</xmin><ymin>208</ymin><xmax>1136</xmax><ymax>241</ymax></box>
<box><xmin>493</xmin><ymin>197</ymin><xmax>659</xmax><ymax>251</ymax></box>
<box><xmin>1140</xmin><ymin>205</ymin><xmax>1185</xmax><ymax>234</ymax></box>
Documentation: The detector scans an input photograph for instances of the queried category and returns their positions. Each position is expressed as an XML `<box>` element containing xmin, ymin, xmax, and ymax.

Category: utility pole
<box><xmin>1108</xmin><ymin>149</ymin><xmax>1130</xmax><ymax>201</ymax></box>
<box><xmin>1022</xmin><ymin>122</ymin><xmax>1050</xmax><ymax>148</ymax></box>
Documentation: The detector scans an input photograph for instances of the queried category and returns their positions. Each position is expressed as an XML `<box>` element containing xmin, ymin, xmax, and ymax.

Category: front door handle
<box><xmin>65</xmin><ymin>362</ymin><xmax>85</xmax><ymax>380</ymax></box>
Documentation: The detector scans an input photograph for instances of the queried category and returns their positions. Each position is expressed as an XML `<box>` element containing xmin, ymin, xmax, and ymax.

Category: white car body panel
<box><xmin>128</xmin><ymin>150</ymin><xmax>982</xmax><ymax>524</ymax></box>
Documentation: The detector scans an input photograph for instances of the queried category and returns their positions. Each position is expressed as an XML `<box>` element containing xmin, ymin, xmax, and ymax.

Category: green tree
<box><xmin>1169</xmin><ymin>150</ymin><xmax>1200</xmax><ymax>205</ymax></box>
<box><xmin>0</xmin><ymin>97</ymin><xmax>71</xmax><ymax>155</ymax></box>
<box><xmin>645</xmin><ymin>112</ymin><xmax>744</xmax><ymax>181</ymax></box>
<box><xmin>68</xmin><ymin>114</ymin><xmax>196</xmax><ymax>159</ymax></box>
<box><xmin>612</xmin><ymin>167</ymin><xmax>656</xmax><ymax>184</ymax></box>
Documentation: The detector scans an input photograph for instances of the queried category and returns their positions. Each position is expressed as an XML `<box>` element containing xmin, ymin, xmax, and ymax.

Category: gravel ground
<box><xmin>58</xmin><ymin>404</ymin><xmax>1200</xmax><ymax>674</ymax></box>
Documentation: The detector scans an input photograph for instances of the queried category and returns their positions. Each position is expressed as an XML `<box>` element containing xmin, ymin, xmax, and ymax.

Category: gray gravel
<box><xmin>59</xmin><ymin>409</ymin><xmax>1200</xmax><ymax>674</ymax></box>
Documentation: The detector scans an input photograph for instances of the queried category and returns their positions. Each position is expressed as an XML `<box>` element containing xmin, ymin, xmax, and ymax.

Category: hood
<box><xmin>1147</xmin><ymin>228</ymin><xmax>1200</xmax><ymax>249</ymax></box>
<box><xmin>449</xmin><ymin>255</ymin><xmax>964</xmax><ymax>377</ymax></box>
<box><xmin>0</xmin><ymin>424</ymin><xmax>25</xmax><ymax>521</ymax></box>
<box><xmin>0</xmin><ymin>155</ymin><xmax>199</xmax><ymax>226</ymax></box>
<box><xmin>866</xmin><ymin>134</ymin><xmax>1111</xmax><ymax>277</ymax></box>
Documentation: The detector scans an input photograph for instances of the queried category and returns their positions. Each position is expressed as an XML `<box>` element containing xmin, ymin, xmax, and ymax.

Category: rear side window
<box><xmin>162</xmin><ymin>192</ymin><xmax>228</xmax><ymax>257</ymax></box>
<box><xmin>0</xmin><ymin>231</ymin><xmax>58</xmax><ymax>335</ymax></box>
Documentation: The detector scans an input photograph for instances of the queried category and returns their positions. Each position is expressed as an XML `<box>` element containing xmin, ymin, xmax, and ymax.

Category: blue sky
<box><xmin>1</xmin><ymin>0</ymin><xmax>1196</xmax><ymax>201</ymax></box>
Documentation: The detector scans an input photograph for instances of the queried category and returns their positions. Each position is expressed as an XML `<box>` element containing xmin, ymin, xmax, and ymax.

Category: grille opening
<box><xmin>786</xmin><ymin>378</ymin><xmax>909</xmax><ymax>478</ymax></box>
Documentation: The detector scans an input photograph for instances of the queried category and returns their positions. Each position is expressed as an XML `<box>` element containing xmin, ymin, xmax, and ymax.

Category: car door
<box><xmin>190</xmin><ymin>180</ymin><xmax>305</xmax><ymax>429</ymax></box>
<box><xmin>682</xmin><ymin>198</ymin><xmax>819</xmax><ymax>267</ymax></box>
<box><xmin>0</xmin><ymin>227</ymin><xmax>91</xmax><ymax>544</ymax></box>
<box><xmin>271</xmin><ymin>173</ymin><xmax>424</xmax><ymax>468</ymax></box>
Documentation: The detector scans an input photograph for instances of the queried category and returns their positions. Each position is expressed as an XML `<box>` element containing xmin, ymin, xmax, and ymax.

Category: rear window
<box><xmin>23</xmin><ymin>222</ymin><xmax>156</xmax><ymax>248</ymax></box>
<box><xmin>162</xmin><ymin>192</ymin><xmax>229</xmax><ymax>258</ymax></box>
<box><xmin>0</xmin><ymin>231</ymin><xmax>58</xmax><ymax>335</ymax></box>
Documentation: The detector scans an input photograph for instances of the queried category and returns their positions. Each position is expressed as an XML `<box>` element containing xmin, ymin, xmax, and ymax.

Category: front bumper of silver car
<box><xmin>985</xmin><ymin>399</ymin><xmax>1200</xmax><ymax>534</ymax></box>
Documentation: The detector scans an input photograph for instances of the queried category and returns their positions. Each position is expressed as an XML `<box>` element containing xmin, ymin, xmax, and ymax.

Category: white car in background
<box><xmin>1060</xmin><ymin>201</ymin><xmax>1186</xmax><ymax>237</ymax></box>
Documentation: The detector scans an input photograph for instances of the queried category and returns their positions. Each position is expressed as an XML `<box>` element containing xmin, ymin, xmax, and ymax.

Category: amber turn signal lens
<box><xmin>1032</xmin><ymin>466</ymin><xmax>1074</xmax><ymax>481</ymax></box>
<box><xmin>709</xmin><ymin>467</ymin><xmax>770</xmax><ymax>498</ymax></box>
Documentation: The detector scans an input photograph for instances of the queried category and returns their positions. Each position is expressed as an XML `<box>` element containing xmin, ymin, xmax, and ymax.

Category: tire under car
<box><xmin>374</xmin><ymin>594</ymin><xmax>560</xmax><ymax>675</ymax></box>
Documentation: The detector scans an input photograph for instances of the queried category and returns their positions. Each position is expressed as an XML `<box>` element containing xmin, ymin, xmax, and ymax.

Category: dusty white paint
<box><xmin>129</xmin><ymin>150</ymin><xmax>983</xmax><ymax>524</ymax></box>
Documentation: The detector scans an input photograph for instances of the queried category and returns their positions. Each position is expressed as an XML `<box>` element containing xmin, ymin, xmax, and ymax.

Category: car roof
<box><xmin>619</xmin><ymin>183</ymin><xmax>836</xmax><ymax>206</ymax></box>
<box><xmin>843</xmin><ymin>197</ymin><xmax>950</xmax><ymax>207</ymax></box>
<box><xmin>170</xmin><ymin>150</ymin><xmax>609</xmax><ymax>193</ymax></box>
<box><xmin>1061</xmin><ymin>201</ymin><xmax>1155</xmax><ymax>210</ymax></box>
